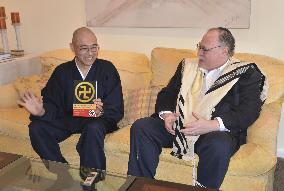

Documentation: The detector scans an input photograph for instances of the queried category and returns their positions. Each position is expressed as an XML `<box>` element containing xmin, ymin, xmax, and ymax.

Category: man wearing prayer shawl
<box><xmin>127</xmin><ymin>27</ymin><xmax>267</xmax><ymax>189</ymax></box>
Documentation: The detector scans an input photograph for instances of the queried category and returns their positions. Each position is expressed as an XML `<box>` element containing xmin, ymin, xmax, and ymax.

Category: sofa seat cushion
<box><xmin>106</xmin><ymin>125</ymin><xmax>276</xmax><ymax>177</ymax></box>
<box><xmin>0</xmin><ymin>108</ymin><xmax>30</xmax><ymax>139</ymax></box>
<box><xmin>106</xmin><ymin>125</ymin><xmax>194</xmax><ymax>168</ymax></box>
<box><xmin>105</xmin><ymin>125</ymin><xmax>131</xmax><ymax>154</ymax></box>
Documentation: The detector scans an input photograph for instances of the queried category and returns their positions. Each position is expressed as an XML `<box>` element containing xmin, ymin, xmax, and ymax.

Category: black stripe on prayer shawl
<box><xmin>179</xmin><ymin>95</ymin><xmax>185</xmax><ymax>119</ymax></box>
<box><xmin>206</xmin><ymin>62</ymin><xmax>253</xmax><ymax>94</ymax></box>
<box><xmin>180</xmin><ymin>131</ymin><xmax>189</xmax><ymax>154</ymax></box>
<box><xmin>171</xmin><ymin>131</ymin><xmax>190</xmax><ymax>158</ymax></box>
<box><xmin>172</xmin><ymin>130</ymin><xmax>182</xmax><ymax>156</ymax></box>
<box><xmin>176</xmin><ymin>129</ymin><xmax>188</xmax><ymax>153</ymax></box>
<box><xmin>173</xmin><ymin>119</ymin><xmax>181</xmax><ymax>150</ymax></box>
<box><xmin>171</xmin><ymin>131</ymin><xmax>188</xmax><ymax>159</ymax></box>
<box><xmin>170</xmin><ymin>151</ymin><xmax>183</xmax><ymax>159</ymax></box>
<box><xmin>171</xmin><ymin>94</ymin><xmax>189</xmax><ymax>158</ymax></box>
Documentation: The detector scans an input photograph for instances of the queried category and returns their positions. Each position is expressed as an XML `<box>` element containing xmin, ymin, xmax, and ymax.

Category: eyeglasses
<box><xmin>78</xmin><ymin>44</ymin><xmax>99</xmax><ymax>54</ymax></box>
<box><xmin>196</xmin><ymin>43</ymin><xmax>222</xmax><ymax>52</ymax></box>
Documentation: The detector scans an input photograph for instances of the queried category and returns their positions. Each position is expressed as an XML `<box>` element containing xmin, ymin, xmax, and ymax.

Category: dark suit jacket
<box><xmin>152</xmin><ymin>61</ymin><xmax>265</xmax><ymax>145</ymax></box>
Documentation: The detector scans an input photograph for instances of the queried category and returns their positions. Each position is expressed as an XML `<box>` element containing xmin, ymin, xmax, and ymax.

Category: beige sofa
<box><xmin>0</xmin><ymin>47</ymin><xmax>283</xmax><ymax>191</ymax></box>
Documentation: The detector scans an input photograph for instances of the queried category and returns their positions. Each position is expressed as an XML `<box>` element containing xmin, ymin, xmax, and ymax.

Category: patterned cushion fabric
<box><xmin>118</xmin><ymin>87</ymin><xmax>151</xmax><ymax>128</ymax></box>
<box><xmin>118</xmin><ymin>86</ymin><xmax>164</xmax><ymax>128</ymax></box>
<box><xmin>147</xmin><ymin>85</ymin><xmax>164</xmax><ymax>115</ymax></box>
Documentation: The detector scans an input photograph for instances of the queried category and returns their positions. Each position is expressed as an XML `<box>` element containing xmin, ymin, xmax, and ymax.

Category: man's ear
<box><xmin>222</xmin><ymin>46</ymin><xmax>229</xmax><ymax>56</ymax></box>
<box><xmin>70</xmin><ymin>43</ymin><xmax>75</xmax><ymax>52</ymax></box>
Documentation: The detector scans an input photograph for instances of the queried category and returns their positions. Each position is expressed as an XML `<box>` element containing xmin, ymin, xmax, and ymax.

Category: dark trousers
<box><xmin>29</xmin><ymin>117</ymin><xmax>115</xmax><ymax>170</ymax></box>
<box><xmin>127</xmin><ymin>117</ymin><xmax>239</xmax><ymax>189</ymax></box>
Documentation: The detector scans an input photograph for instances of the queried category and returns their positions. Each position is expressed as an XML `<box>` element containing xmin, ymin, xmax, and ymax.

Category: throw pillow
<box><xmin>118</xmin><ymin>87</ymin><xmax>151</xmax><ymax>128</ymax></box>
<box><xmin>147</xmin><ymin>86</ymin><xmax>164</xmax><ymax>116</ymax></box>
<box><xmin>117</xmin><ymin>86</ymin><xmax>164</xmax><ymax>128</ymax></box>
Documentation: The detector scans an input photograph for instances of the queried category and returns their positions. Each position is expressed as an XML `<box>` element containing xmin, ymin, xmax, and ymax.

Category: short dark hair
<box><xmin>209</xmin><ymin>27</ymin><xmax>235</xmax><ymax>57</ymax></box>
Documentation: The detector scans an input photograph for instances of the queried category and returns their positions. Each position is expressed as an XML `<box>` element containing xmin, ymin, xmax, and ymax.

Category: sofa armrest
<box><xmin>247</xmin><ymin>101</ymin><xmax>282</xmax><ymax>155</ymax></box>
<box><xmin>228</xmin><ymin>142</ymin><xmax>276</xmax><ymax>176</ymax></box>
<box><xmin>0</xmin><ymin>83</ymin><xmax>20</xmax><ymax>108</ymax></box>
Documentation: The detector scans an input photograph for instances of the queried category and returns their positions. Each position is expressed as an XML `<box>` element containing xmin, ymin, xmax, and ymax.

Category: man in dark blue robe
<box><xmin>18</xmin><ymin>27</ymin><xmax>123</xmax><ymax>182</ymax></box>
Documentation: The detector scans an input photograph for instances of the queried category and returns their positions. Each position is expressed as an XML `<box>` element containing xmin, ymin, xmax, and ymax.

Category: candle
<box><xmin>0</xmin><ymin>7</ymin><xmax>6</xmax><ymax>18</ymax></box>
<box><xmin>0</xmin><ymin>19</ymin><xmax>6</xmax><ymax>29</ymax></box>
<box><xmin>11</xmin><ymin>12</ymin><xmax>20</xmax><ymax>24</ymax></box>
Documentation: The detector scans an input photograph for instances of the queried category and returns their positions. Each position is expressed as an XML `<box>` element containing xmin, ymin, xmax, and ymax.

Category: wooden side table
<box><xmin>119</xmin><ymin>176</ymin><xmax>220</xmax><ymax>191</ymax></box>
<box><xmin>0</xmin><ymin>152</ymin><xmax>21</xmax><ymax>169</ymax></box>
<box><xmin>0</xmin><ymin>152</ymin><xmax>30</xmax><ymax>188</ymax></box>
<box><xmin>0</xmin><ymin>54</ymin><xmax>41</xmax><ymax>85</ymax></box>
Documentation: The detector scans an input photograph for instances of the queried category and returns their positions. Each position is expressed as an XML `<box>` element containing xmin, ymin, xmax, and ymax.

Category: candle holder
<box><xmin>0</xmin><ymin>7</ymin><xmax>10</xmax><ymax>54</ymax></box>
<box><xmin>0</xmin><ymin>27</ymin><xmax>10</xmax><ymax>53</ymax></box>
<box><xmin>0</xmin><ymin>7</ymin><xmax>6</xmax><ymax>18</ymax></box>
<box><xmin>11</xmin><ymin>12</ymin><xmax>24</xmax><ymax>57</ymax></box>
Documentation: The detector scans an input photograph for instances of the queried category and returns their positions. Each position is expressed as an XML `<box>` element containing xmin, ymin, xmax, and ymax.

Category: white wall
<box><xmin>1</xmin><ymin>0</ymin><xmax>283</xmax><ymax>156</ymax></box>
<box><xmin>278</xmin><ymin>103</ymin><xmax>284</xmax><ymax>158</ymax></box>
<box><xmin>1</xmin><ymin>0</ymin><xmax>284</xmax><ymax>59</ymax></box>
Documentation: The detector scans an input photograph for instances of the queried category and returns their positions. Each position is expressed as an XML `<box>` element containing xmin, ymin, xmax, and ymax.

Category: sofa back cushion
<box><xmin>150</xmin><ymin>47</ymin><xmax>196</xmax><ymax>87</ymax></box>
<box><xmin>234</xmin><ymin>53</ymin><xmax>284</xmax><ymax>104</ymax></box>
<box><xmin>99</xmin><ymin>51</ymin><xmax>151</xmax><ymax>90</ymax></box>
<box><xmin>40</xmin><ymin>49</ymin><xmax>151</xmax><ymax>90</ymax></box>
<box><xmin>40</xmin><ymin>49</ymin><xmax>75</xmax><ymax>73</ymax></box>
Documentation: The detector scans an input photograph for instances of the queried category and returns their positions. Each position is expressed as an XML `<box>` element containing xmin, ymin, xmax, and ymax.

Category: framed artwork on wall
<box><xmin>85</xmin><ymin>0</ymin><xmax>251</xmax><ymax>28</ymax></box>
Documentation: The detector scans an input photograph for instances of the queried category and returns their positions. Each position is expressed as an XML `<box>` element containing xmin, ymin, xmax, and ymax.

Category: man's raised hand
<box><xmin>17</xmin><ymin>91</ymin><xmax>45</xmax><ymax>116</ymax></box>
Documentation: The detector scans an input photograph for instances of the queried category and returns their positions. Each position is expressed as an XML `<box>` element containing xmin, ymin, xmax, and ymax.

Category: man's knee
<box><xmin>211</xmin><ymin>133</ymin><xmax>233</xmax><ymax>155</ymax></box>
<box><xmin>198</xmin><ymin>132</ymin><xmax>235</xmax><ymax>157</ymax></box>
<box><xmin>131</xmin><ymin>117</ymin><xmax>157</xmax><ymax>136</ymax></box>
<box><xmin>84</xmin><ymin>121</ymin><xmax>106</xmax><ymax>136</ymax></box>
<box><xmin>131</xmin><ymin>118</ymin><xmax>147</xmax><ymax>133</ymax></box>
<box><xmin>29</xmin><ymin>121</ymin><xmax>47</xmax><ymax>137</ymax></box>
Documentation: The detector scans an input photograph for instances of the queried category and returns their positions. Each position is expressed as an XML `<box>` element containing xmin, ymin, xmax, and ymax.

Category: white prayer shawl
<box><xmin>171</xmin><ymin>58</ymin><xmax>268</xmax><ymax>186</ymax></box>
